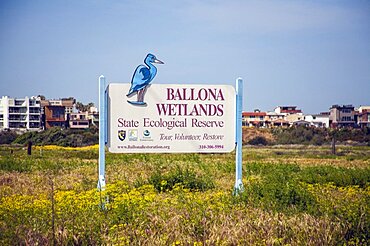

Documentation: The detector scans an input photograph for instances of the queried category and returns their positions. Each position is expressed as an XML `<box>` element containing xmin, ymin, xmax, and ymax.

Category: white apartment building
<box><xmin>305</xmin><ymin>114</ymin><xmax>330</xmax><ymax>128</ymax></box>
<box><xmin>0</xmin><ymin>96</ymin><xmax>42</xmax><ymax>131</ymax></box>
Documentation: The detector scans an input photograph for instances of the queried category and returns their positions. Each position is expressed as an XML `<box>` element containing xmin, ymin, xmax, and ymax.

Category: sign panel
<box><xmin>108</xmin><ymin>83</ymin><xmax>236</xmax><ymax>153</ymax></box>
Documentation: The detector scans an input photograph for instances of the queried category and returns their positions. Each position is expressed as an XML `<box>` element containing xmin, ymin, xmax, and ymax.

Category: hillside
<box><xmin>242</xmin><ymin>127</ymin><xmax>275</xmax><ymax>144</ymax></box>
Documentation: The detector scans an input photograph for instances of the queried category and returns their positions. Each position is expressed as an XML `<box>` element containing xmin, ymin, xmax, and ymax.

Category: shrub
<box><xmin>242</xmin><ymin>163</ymin><xmax>316</xmax><ymax>212</ymax></box>
<box><xmin>12</xmin><ymin>127</ymin><xmax>98</xmax><ymax>147</ymax></box>
<box><xmin>272</xmin><ymin>126</ymin><xmax>329</xmax><ymax>145</ymax></box>
<box><xmin>0</xmin><ymin>130</ymin><xmax>18</xmax><ymax>144</ymax></box>
<box><xmin>143</xmin><ymin>166</ymin><xmax>215</xmax><ymax>192</ymax></box>
<box><xmin>299</xmin><ymin>166</ymin><xmax>370</xmax><ymax>188</ymax></box>
<box><xmin>248</xmin><ymin>136</ymin><xmax>268</xmax><ymax>145</ymax></box>
<box><xmin>0</xmin><ymin>156</ymin><xmax>32</xmax><ymax>172</ymax></box>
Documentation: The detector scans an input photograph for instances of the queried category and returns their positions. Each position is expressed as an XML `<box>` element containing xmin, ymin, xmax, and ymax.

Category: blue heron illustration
<box><xmin>127</xmin><ymin>53</ymin><xmax>164</xmax><ymax>105</ymax></box>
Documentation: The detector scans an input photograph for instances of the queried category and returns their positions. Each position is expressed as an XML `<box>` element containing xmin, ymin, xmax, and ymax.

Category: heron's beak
<box><xmin>154</xmin><ymin>58</ymin><xmax>164</xmax><ymax>64</ymax></box>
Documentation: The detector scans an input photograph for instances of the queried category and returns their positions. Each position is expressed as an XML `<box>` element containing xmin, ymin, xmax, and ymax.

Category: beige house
<box><xmin>69</xmin><ymin>112</ymin><xmax>90</xmax><ymax>129</ymax></box>
<box><xmin>286</xmin><ymin>113</ymin><xmax>305</xmax><ymax>125</ymax></box>
<box><xmin>357</xmin><ymin>106</ymin><xmax>370</xmax><ymax>128</ymax></box>
<box><xmin>242</xmin><ymin>110</ymin><xmax>267</xmax><ymax>127</ymax></box>
<box><xmin>329</xmin><ymin>105</ymin><xmax>355</xmax><ymax>128</ymax></box>
<box><xmin>263</xmin><ymin>112</ymin><xmax>287</xmax><ymax>127</ymax></box>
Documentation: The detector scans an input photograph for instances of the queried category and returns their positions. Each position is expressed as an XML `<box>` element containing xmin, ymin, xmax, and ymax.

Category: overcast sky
<box><xmin>0</xmin><ymin>0</ymin><xmax>369</xmax><ymax>113</ymax></box>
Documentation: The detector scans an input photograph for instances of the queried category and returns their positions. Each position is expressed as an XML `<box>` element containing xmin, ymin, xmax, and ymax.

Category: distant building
<box><xmin>270</xmin><ymin>118</ymin><xmax>290</xmax><ymax>127</ymax></box>
<box><xmin>69</xmin><ymin>112</ymin><xmax>90</xmax><ymax>129</ymax></box>
<box><xmin>304</xmin><ymin>113</ymin><xmax>330</xmax><ymax>128</ymax></box>
<box><xmin>292</xmin><ymin>120</ymin><xmax>310</xmax><ymax>127</ymax></box>
<box><xmin>0</xmin><ymin>96</ymin><xmax>42</xmax><ymax>131</ymax></box>
<box><xmin>329</xmin><ymin>104</ymin><xmax>355</xmax><ymax>128</ymax></box>
<box><xmin>88</xmin><ymin>106</ymin><xmax>99</xmax><ymax>127</ymax></box>
<box><xmin>266</xmin><ymin>111</ymin><xmax>287</xmax><ymax>127</ymax></box>
<box><xmin>274</xmin><ymin>106</ymin><xmax>302</xmax><ymax>115</ymax></box>
<box><xmin>286</xmin><ymin>113</ymin><xmax>305</xmax><ymax>126</ymax></box>
<box><xmin>41</xmin><ymin>98</ymin><xmax>75</xmax><ymax>129</ymax></box>
<box><xmin>267</xmin><ymin>106</ymin><xmax>302</xmax><ymax>127</ymax></box>
<box><xmin>242</xmin><ymin>110</ymin><xmax>267</xmax><ymax>127</ymax></box>
<box><xmin>357</xmin><ymin>106</ymin><xmax>370</xmax><ymax>128</ymax></box>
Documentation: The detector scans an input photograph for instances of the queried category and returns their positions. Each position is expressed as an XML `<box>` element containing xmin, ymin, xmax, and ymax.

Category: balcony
<box><xmin>14</xmin><ymin>100</ymin><xmax>26</xmax><ymax>106</ymax></box>
<box><xmin>9</xmin><ymin>122</ymin><xmax>26</xmax><ymax>128</ymax></box>
<box><xmin>29</xmin><ymin>117</ymin><xmax>40</xmax><ymax>122</ymax></box>
<box><xmin>9</xmin><ymin>116</ymin><xmax>27</xmax><ymax>121</ymax></box>
<box><xmin>9</xmin><ymin>108</ymin><xmax>27</xmax><ymax>114</ymax></box>
<box><xmin>70</xmin><ymin>120</ymin><xmax>89</xmax><ymax>129</ymax></box>
<box><xmin>29</xmin><ymin>101</ymin><xmax>41</xmax><ymax>107</ymax></box>
<box><xmin>29</xmin><ymin>122</ymin><xmax>40</xmax><ymax>128</ymax></box>
<box><xmin>46</xmin><ymin>117</ymin><xmax>65</xmax><ymax>122</ymax></box>
<box><xmin>29</xmin><ymin>107</ymin><xmax>41</xmax><ymax>114</ymax></box>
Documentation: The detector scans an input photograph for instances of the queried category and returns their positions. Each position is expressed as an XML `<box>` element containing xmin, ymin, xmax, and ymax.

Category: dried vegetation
<box><xmin>0</xmin><ymin>145</ymin><xmax>369</xmax><ymax>245</ymax></box>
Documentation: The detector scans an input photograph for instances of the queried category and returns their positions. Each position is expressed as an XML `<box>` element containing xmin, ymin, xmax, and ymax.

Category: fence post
<box><xmin>27</xmin><ymin>141</ymin><xmax>32</xmax><ymax>155</ymax></box>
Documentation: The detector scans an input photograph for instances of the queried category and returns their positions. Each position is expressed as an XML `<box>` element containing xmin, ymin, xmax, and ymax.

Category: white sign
<box><xmin>107</xmin><ymin>83</ymin><xmax>236</xmax><ymax>153</ymax></box>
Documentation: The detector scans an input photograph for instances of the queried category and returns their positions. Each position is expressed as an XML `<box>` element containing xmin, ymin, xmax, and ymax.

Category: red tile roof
<box><xmin>242</xmin><ymin>112</ymin><xmax>267</xmax><ymax>117</ymax></box>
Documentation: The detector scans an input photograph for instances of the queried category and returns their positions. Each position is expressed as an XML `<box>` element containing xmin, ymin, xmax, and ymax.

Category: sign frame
<box><xmin>97</xmin><ymin>76</ymin><xmax>244</xmax><ymax>193</ymax></box>
<box><xmin>107</xmin><ymin>83</ymin><xmax>236</xmax><ymax>153</ymax></box>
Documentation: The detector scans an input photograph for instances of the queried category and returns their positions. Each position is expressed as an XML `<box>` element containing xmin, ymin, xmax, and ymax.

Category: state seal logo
<box><xmin>118</xmin><ymin>130</ymin><xmax>126</xmax><ymax>141</ymax></box>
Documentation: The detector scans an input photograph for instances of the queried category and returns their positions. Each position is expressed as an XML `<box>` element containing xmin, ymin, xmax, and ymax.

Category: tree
<box><xmin>75</xmin><ymin>102</ymin><xmax>84</xmax><ymax>112</ymax></box>
<box><xmin>75</xmin><ymin>102</ymin><xmax>95</xmax><ymax>112</ymax></box>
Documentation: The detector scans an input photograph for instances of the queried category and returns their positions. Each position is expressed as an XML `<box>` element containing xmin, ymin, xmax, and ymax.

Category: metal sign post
<box><xmin>98</xmin><ymin>75</ymin><xmax>107</xmax><ymax>191</ymax></box>
<box><xmin>234</xmin><ymin>78</ymin><xmax>244</xmax><ymax>193</ymax></box>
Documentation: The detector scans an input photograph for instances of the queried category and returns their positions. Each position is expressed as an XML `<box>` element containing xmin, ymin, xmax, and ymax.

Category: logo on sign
<box><xmin>118</xmin><ymin>130</ymin><xmax>126</xmax><ymax>141</ymax></box>
<box><xmin>128</xmin><ymin>129</ymin><xmax>138</xmax><ymax>141</ymax></box>
<box><xmin>126</xmin><ymin>53</ymin><xmax>164</xmax><ymax>106</ymax></box>
<box><xmin>143</xmin><ymin>129</ymin><xmax>150</xmax><ymax>137</ymax></box>
<box><xmin>141</xmin><ymin>129</ymin><xmax>153</xmax><ymax>141</ymax></box>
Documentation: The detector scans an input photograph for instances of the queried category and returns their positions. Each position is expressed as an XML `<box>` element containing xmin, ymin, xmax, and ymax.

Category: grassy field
<box><xmin>0</xmin><ymin>144</ymin><xmax>369</xmax><ymax>245</ymax></box>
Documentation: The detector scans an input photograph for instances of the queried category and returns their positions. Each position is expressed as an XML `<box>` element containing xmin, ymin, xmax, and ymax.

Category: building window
<box><xmin>9</xmin><ymin>122</ymin><xmax>26</xmax><ymax>128</ymax></box>
<box><xmin>30</xmin><ymin>116</ymin><xmax>39</xmax><ymax>121</ymax></box>
<box><xmin>15</xmin><ymin>100</ymin><xmax>25</xmax><ymax>106</ymax></box>
<box><xmin>29</xmin><ymin>107</ymin><xmax>40</xmax><ymax>114</ymax></box>
<box><xmin>341</xmin><ymin>109</ymin><xmax>352</xmax><ymax>114</ymax></box>
<box><xmin>30</xmin><ymin>122</ymin><xmax>40</xmax><ymax>128</ymax></box>
<box><xmin>52</xmin><ymin>108</ymin><xmax>65</xmax><ymax>118</ymax></box>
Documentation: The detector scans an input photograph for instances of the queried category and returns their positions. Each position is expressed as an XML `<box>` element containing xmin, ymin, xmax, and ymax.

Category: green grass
<box><xmin>0</xmin><ymin>145</ymin><xmax>369</xmax><ymax>245</ymax></box>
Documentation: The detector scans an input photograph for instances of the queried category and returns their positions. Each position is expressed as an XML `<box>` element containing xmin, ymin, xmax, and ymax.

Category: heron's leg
<box><xmin>137</xmin><ymin>89</ymin><xmax>143</xmax><ymax>102</ymax></box>
<box><xmin>138</xmin><ymin>87</ymin><xmax>148</xmax><ymax>102</ymax></box>
<box><xmin>142</xmin><ymin>87</ymin><xmax>148</xmax><ymax>100</ymax></box>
